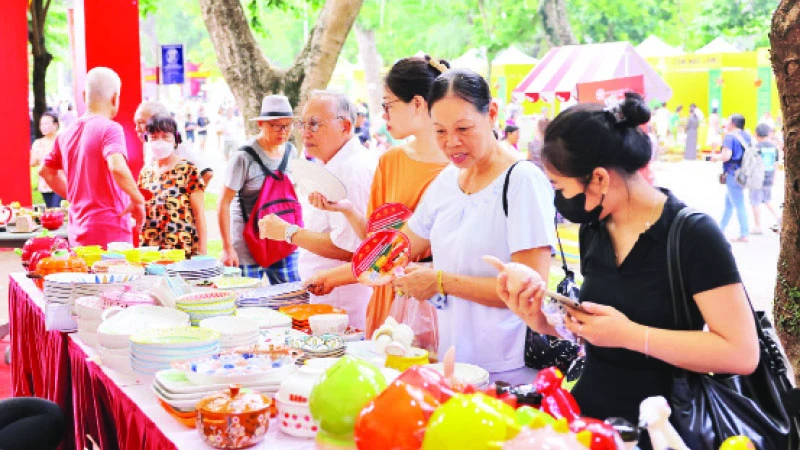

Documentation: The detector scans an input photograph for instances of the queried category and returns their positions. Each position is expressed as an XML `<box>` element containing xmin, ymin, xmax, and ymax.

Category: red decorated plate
<box><xmin>366</xmin><ymin>203</ymin><xmax>413</xmax><ymax>234</ymax></box>
<box><xmin>352</xmin><ymin>230</ymin><xmax>410</xmax><ymax>287</ymax></box>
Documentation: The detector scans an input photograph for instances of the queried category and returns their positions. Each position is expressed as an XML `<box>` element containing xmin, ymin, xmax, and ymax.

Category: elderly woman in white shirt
<box><xmin>392</xmin><ymin>69</ymin><xmax>555</xmax><ymax>384</ymax></box>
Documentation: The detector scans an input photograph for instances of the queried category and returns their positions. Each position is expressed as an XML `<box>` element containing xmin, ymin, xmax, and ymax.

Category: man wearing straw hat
<box><xmin>218</xmin><ymin>95</ymin><xmax>300</xmax><ymax>282</ymax></box>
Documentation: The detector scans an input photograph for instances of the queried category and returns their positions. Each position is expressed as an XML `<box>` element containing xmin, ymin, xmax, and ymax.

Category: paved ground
<box><xmin>0</xmin><ymin>156</ymin><xmax>783</xmax><ymax>323</ymax></box>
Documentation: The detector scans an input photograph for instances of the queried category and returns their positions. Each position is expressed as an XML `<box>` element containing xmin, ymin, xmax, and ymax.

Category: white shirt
<box><xmin>408</xmin><ymin>162</ymin><xmax>556</xmax><ymax>373</ymax></box>
<box><xmin>298</xmin><ymin>137</ymin><xmax>378</xmax><ymax>330</ymax></box>
<box><xmin>144</xmin><ymin>143</ymin><xmax>213</xmax><ymax>174</ymax></box>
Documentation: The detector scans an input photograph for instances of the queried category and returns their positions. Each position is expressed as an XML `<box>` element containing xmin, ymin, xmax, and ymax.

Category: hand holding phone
<box><xmin>545</xmin><ymin>289</ymin><xmax>583</xmax><ymax>311</ymax></box>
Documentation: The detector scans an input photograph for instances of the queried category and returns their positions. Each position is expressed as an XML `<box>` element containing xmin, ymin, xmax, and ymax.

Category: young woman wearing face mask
<box><xmin>137</xmin><ymin>114</ymin><xmax>207</xmax><ymax>257</ymax></box>
<box><xmin>391</xmin><ymin>69</ymin><xmax>556</xmax><ymax>384</ymax></box>
<box><xmin>30</xmin><ymin>111</ymin><xmax>63</xmax><ymax>208</ymax></box>
<box><xmin>303</xmin><ymin>55</ymin><xmax>451</xmax><ymax>335</ymax></box>
<box><xmin>496</xmin><ymin>93</ymin><xmax>758</xmax><ymax>444</ymax></box>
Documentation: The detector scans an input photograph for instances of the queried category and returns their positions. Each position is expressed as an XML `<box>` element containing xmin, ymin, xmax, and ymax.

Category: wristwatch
<box><xmin>284</xmin><ymin>224</ymin><xmax>300</xmax><ymax>243</ymax></box>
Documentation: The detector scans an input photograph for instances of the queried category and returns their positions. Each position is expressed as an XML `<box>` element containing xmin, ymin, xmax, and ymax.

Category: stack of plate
<box><xmin>175</xmin><ymin>290</ymin><xmax>237</xmax><ymax>326</ymax></box>
<box><xmin>165</xmin><ymin>259</ymin><xmax>224</xmax><ymax>282</ymax></box>
<box><xmin>213</xmin><ymin>276</ymin><xmax>262</xmax><ymax>291</ymax></box>
<box><xmin>236</xmin><ymin>282</ymin><xmax>309</xmax><ymax>309</ymax></box>
<box><xmin>198</xmin><ymin>316</ymin><xmax>260</xmax><ymax>349</ymax></box>
<box><xmin>235</xmin><ymin>307</ymin><xmax>292</xmax><ymax>330</ymax></box>
<box><xmin>287</xmin><ymin>334</ymin><xmax>345</xmax><ymax>365</ymax></box>
<box><xmin>44</xmin><ymin>273</ymin><xmax>142</xmax><ymax>305</ymax></box>
<box><xmin>279</xmin><ymin>304</ymin><xmax>346</xmax><ymax>333</ymax></box>
<box><xmin>425</xmin><ymin>362</ymin><xmax>491</xmax><ymax>389</ymax></box>
<box><xmin>129</xmin><ymin>326</ymin><xmax>220</xmax><ymax>377</ymax></box>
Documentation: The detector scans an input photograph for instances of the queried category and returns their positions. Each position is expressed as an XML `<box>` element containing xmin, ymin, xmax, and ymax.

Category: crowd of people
<box><xmin>29</xmin><ymin>57</ymin><xmax>780</xmax><ymax>448</ymax></box>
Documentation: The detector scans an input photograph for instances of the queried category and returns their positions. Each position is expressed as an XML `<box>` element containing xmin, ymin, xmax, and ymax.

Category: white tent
<box><xmin>635</xmin><ymin>35</ymin><xmax>683</xmax><ymax>58</ymax></box>
<box><xmin>492</xmin><ymin>46</ymin><xmax>539</xmax><ymax>65</ymax></box>
<box><xmin>695</xmin><ymin>37</ymin><xmax>741</xmax><ymax>54</ymax></box>
<box><xmin>451</xmin><ymin>48</ymin><xmax>488</xmax><ymax>74</ymax></box>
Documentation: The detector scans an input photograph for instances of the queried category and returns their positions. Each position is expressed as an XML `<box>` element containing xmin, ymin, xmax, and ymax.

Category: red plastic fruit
<box><xmin>534</xmin><ymin>367</ymin><xmax>581</xmax><ymax>423</ymax></box>
<box><xmin>569</xmin><ymin>417</ymin><xmax>623</xmax><ymax>450</ymax></box>
<box><xmin>396</xmin><ymin>366</ymin><xmax>458</xmax><ymax>404</ymax></box>
<box><xmin>19</xmin><ymin>232</ymin><xmax>69</xmax><ymax>266</ymax></box>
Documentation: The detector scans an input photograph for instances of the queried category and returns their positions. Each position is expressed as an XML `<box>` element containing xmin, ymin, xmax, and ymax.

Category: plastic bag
<box><xmin>388</xmin><ymin>295</ymin><xmax>439</xmax><ymax>362</ymax></box>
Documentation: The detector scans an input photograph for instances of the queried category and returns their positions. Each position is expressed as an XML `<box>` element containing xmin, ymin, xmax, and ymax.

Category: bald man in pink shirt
<box><xmin>40</xmin><ymin>67</ymin><xmax>145</xmax><ymax>248</ymax></box>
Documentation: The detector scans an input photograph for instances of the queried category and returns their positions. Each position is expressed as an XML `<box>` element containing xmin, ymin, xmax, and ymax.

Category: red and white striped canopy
<box><xmin>513</xmin><ymin>42</ymin><xmax>672</xmax><ymax>103</ymax></box>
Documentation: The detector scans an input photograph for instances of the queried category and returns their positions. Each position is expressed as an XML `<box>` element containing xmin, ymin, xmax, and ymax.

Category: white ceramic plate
<box><xmin>96</xmin><ymin>305</ymin><xmax>190</xmax><ymax>337</ymax></box>
<box><xmin>289</xmin><ymin>158</ymin><xmax>347</xmax><ymax>202</ymax></box>
<box><xmin>235</xmin><ymin>308</ymin><xmax>292</xmax><ymax>329</ymax></box>
<box><xmin>154</xmin><ymin>369</ymin><xmax>285</xmax><ymax>395</ymax></box>
<box><xmin>130</xmin><ymin>326</ymin><xmax>220</xmax><ymax>347</ymax></box>
<box><xmin>425</xmin><ymin>362</ymin><xmax>490</xmax><ymax>386</ymax></box>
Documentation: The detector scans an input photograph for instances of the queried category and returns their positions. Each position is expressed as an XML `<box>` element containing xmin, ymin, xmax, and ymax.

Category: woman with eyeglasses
<box><xmin>388</xmin><ymin>69</ymin><xmax>556</xmax><ymax>384</ymax></box>
<box><xmin>218</xmin><ymin>95</ymin><xmax>299</xmax><ymax>282</ymax></box>
<box><xmin>138</xmin><ymin>114</ymin><xmax>207</xmax><ymax>257</ymax></box>
<box><xmin>303</xmin><ymin>56</ymin><xmax>451</xmax><ymax>335</ymax></box>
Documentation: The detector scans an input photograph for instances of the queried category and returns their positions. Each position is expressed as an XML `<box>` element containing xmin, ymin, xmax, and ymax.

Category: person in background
<box><xmin>134</xmin><ymin>101</ymin><xmax>214</xmax><ymax>185</ymax></box>
<box><xmin>218</xmin><ymin>95</ymin><xmax>299</xmax><ymax>283</ymax></box>
<box><xmin>759</xmin><ymin>111</ymin><xmax>776</xmax><ymax>130</ymax></box>
<box><xmin>706</xmin><ymin>107</ymin><xmax>722</xmax><ymax>153</ymax></box>
<box><xmin>301</xmin><ymin>55</ymin><xmax>451</xmax><ymax>335</ymax></box>
<box><xmin>138</xmin><ymin>115</ymin><xmax>206</xmax><ymax>257</ymax></box>
<box><xmin>750</xmin><ymin>123</ymin><xmax>781</xmax><ymax>234</ymax></box>
<box><xmin>497</xmin><ymin>94</ymin><xmax>758</xmax><ymax>449</ymax></box>
<box><xmin>59</xmin><ymin>103</ymin><xmax>77</xmax><ymax>130</ymax></box>
<box><xmin>505</xmin><ymin>97</ymin><xmax>522</xmax><ymax>126</ymax></box>
<box><xmin>259</xmin><ymin>91</ymin><xmax>377</xmax><ymax>329</ymax></box>
<box><xmin>713</xmin><ymin>113</ymin><xmax>750</xmax><ymax>242</ymax></box>
<box><xmin>184</xmin><ymin>113</ymin><xmax>197</xmax><ymax>143</ymax></box>
<box><xmin>30</xmin><ymin>111</ymin><xmax>63</xmax><ymax>208</ymax></box>
<box><xmin>669</xmin><ymin>104</ymin><xmax>683</xmax><ymax>145</ymax></box>
<box><xmin>355</xmin><ymin>107</ymin><xmax>371</xmax><ymax>146</ymax></box>
<box><xmin>528</xmin><ymin>117</ymin><xmax>550</xmax><ymax>170</ymax></box>
<box><xmin>392</xmin><ymin>69</ymin><xmax>555</xmax><ymax>384</ymax></box>
<box><xmin>684</xmin><ymin>104</ymin><xmax>699</xmax><ymax>160</ymax></box>
<box><xmin>40</xmin><ymin>67</ymin><xmax>145</xmax><ymax>248</ymax></box>
<box><xmin>499</xmin><ymin>124</ymin><xmax>520</xmax><ymax>153</ymax></box>
<box><xmin>219</xmin><ymin>107</ymin><xmax>244</xmax><ymax>161</ymax></box>
<box><xmin>196</xmin><ymin>105</ymin><xmax>210</xmax><ymax>152</ymax></box>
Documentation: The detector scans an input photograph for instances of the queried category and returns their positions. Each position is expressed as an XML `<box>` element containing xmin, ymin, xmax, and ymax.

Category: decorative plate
<box><xmin>130</xmin><ymin>326</ymin><xmax>220</xmax><ymax>347</ymax></box>
<box><xmin>278</xmin><ymin>304</ymin><xmax>345</xmax><ymax>321</ymax></box>
<box><xmin>287</xmin><ymin>333</ymin><xmax>344</xmax><ymax>354</ymax></box>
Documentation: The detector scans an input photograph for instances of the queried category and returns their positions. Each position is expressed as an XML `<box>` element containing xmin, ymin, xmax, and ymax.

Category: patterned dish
<box><xmin>287</xmin><ymin>333</ymin><xmax>344</xmax><ymax>354</ymax></box>
<box><xmin>278</xmin><ymin>304</ymin><xmax>346</xmax><ymax>321</ymax></box>
<box><xmin>172</xmin><ymin>345</ymin><xmax>302</xmax><ymax>385</ymax></box>
<box><xmin>130</xmin><ymin>326</ymin><xmax>220</xmax><ymax>347</ymax></box>
<box><xmin>214</xmin><ymin>277</ymin><xmax>261</xmax><ymax>290</ymax></box>
<box><xmin>176</xmin><ymin>290</ymin><xmax>237</xmax><ymax>305</ymax></box>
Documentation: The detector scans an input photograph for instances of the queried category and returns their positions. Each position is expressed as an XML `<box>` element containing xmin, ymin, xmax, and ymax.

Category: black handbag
<box><xmin>500</xmin><ymin>162</ymin><xmax>584</xmax><ymax>374</ymax></box>
<box><xmin>667</xmin><ymin>207</ymin><xmax>800</xmax><ymax>449</ymax></box>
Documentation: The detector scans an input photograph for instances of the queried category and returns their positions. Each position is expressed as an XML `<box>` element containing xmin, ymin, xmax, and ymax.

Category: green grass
<box><xmin>30</xmin><ymin>167</ymin><xmax>44</xmax><ymax>205</ymax></box>
<box><xmin>207</xmin><ymin>239</ymin><xmax>223</xmax><ymax>258</ymax></box>
<box><xmin>204</xmin><ymin>191</ymin><xmax>219</xmax><ymax>212</ymax></box>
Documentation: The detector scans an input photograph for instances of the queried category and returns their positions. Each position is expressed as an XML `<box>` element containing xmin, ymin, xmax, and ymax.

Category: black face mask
<box><xmin>554</xmin><ymin>189</ymin><xmax>605</xmax><ymax>224</ymax></box>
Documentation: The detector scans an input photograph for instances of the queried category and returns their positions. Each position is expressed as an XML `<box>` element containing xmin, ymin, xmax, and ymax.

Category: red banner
<box><xmin>576</xmin><ymin>75</ymin><xmax>645</xmax><ymax>104</ymax></box>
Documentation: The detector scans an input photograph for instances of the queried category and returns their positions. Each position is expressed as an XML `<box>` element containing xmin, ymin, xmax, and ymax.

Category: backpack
<box><xmin>237</xmin><ymin>145</ymin><xmax>303</xmax><ymax>268</ymax></box>
<box><xmin>730</xmin><ymin>131</ymin><xmax>765</xmax><ymax>190</ymax></box>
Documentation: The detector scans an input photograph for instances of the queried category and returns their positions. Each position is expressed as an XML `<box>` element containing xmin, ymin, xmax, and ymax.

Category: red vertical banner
<box><xmin>73</xmin><ymin>0</ymin><xmax>144</xmax><ymax>177</ymax></box>
<box><xmin>0</xmin><ymin>0</ymin><xmax>33</xmax><ymax>206</ymax></box>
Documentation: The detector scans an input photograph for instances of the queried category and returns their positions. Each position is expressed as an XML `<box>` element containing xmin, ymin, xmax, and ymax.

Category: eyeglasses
<box><xmin>268</xmin><ymin>122</ymin><xmax>293</xmax><ymax>132</ymax></box>
<box><xmin>381</xmin><ymin>99</ymin><xmax>402</xmax><ymax>114</ymax></box>
<box><xmin>294</xmin><ymin>116</ymin><xmax>345</xmax><ymax>133</ymax></box>
<box><xmin>143</xmin><ymin>133</ymin><xmax>175</xmax><ymax>143</ymax></box>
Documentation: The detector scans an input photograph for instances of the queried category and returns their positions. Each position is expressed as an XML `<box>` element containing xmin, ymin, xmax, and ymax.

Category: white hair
<box><xmin>308</xmin><ymin>90</ymin><xmax>356</xmax><ymax>132</ymax></box>
<box><xmin>85</xmin><ymin>67</ymin><xmax>121</xmax><ymax>103</ymax></box>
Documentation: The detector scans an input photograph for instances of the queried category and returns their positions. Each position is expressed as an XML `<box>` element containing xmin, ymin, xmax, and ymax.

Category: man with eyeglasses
<box><xmin>259</xmin><ymin>91</ymin><xmax>377</xmax><ymax>330</ymax></box>
<box><xmin>134</xmin><ymin>100</ymin><xmax>214</xmax><ymax>185</ymax></box>
<box><xmin>219</xmin><ymin>95</ymin><xmax>301</xmax><ymax>283</ymax></box>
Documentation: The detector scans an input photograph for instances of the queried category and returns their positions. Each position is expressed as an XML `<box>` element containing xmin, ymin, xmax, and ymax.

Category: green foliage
<box><xmin>776</xmin><ymin>269</ymin><xmax>800</xmax><ymax>337</ymax></box>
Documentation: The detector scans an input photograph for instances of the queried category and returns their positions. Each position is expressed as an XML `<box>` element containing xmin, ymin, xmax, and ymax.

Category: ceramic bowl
<box><xmin>173</xmin><ymin>348</ymin><xmax>298</xmax><ymax>386</ymax></box>
<box><xmin>309</xmin><ymin>314</ymin><xmax>348</xmax><ymax>336</ymax></box>
<box><xmin>196</xmin><ymin>385</ymin><xmax>271</xmax><ymax>449</ymax></box>
<box><xmin>77</xmin><ymin>329</ymin><xmax>98</xmax><ymax>348</ymax></box>
<box><xmin>130</xmin><ymin>326</ymin><xmax>220</xmax><ymax>348</ymax></box>
<box><xmin>199</xmin><ymin>316</ymin><xmax>259</xmax><ymax>337</ymax></box>
<box><xmin>385</xmin><ymin>348</ymin><xmax>430</xmax><ymax>372</ymax></box>
<box><xmin>74</xmin><ymin>296</ymin><xmax>105</xmax><ymax>320</ymax></box>
<box><xmin>96</xmin><ymin>305</ymin><xmax>190</xmax><ymax>348</ymax></box>
<box><xmin>98</xmin><ymin>345</ymin><xmax>133</xmax><ymax>374</ymax></box>
<box><xmin>276</xmin><ymin>397</ymin><xmax>318</xmax><ymax>438</ymax></box>
<box><xmin>76</xmin><ymin>317</ymin><xmax>102</xmax><ymax>333</ymax></box>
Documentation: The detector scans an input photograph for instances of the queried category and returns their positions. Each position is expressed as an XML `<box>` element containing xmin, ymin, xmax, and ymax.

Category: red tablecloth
<box><xmin>69</xmin><ymin>339</ymin><xmax>178</xmax><ymax>450</ymax></box>
<box><xmin>9</xmin><ymin>273</ymin><xmax>74</xmax><ymax>450</ymax></box>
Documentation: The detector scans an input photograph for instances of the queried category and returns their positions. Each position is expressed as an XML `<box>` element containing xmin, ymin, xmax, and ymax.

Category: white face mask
<box><xmin>147</xmin><ymin>140</ymin><xmax>174</xmax><ymax>160</ymax></box>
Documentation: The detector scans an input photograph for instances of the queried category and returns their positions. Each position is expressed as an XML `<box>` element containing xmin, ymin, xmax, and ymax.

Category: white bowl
<box><xmin>74</xmin><ymin>296</ymin><xmax>104</xmax><ymax>320</ymax></box>
<box><xmin>97</xmin><ymin>305</ymin><xmax>190</xmax><ymax>337</ymax></box>
<box><xmin>98</xmin><ymin>346</ymin><xmax>133</xmax><ymax>375</ymax></box>
<box><xmin>199</xmin><ymin>316</ymin><xmax>259</xmax><ymax>337</ymax></box>
<box><xmin>236</xmin><ymin>308</ymin><xmax>292</xmax><ymax>329</ymax></box>
<box><xmin>308</xmin><ymin>314</ymin><xmax>348</xmax><ymax>336</ymax></box>
<box><xmin>77</xmin><ymin>317</ymin><xmax>102</xmax><ymax>333</ymax></box>
<box><xmin>76</xmin><ymin>330</ymin><xmax>99</xmax><ymax>348</ymax></box>
<box><xmin>275</xmin><ymin>398</ymin><xmax>318</xmax><ymax>438</ymax></box>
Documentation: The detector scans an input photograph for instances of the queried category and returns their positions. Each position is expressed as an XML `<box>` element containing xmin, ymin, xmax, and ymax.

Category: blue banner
<box><xmin>161</xmin><ymin>44</ymin><xmax>184</xmax><ymax>85</ymax></box>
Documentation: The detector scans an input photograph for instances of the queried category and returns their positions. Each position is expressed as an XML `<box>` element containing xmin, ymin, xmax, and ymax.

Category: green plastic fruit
<box><xmin>309</xmin><ymin>356</ymin><xmax>387</xmax><ymax>441</ymax></box>
<box><xmin>422</xmin><ymin>393</ymin><xmax>519</xmax><ymax>450</ymax></box>
<box><xmin>515</xmin><ymin>406</ymin><xmax>556</xmax><ymax>427</ymax></box>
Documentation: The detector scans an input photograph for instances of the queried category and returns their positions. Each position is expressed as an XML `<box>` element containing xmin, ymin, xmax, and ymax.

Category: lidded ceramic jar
<box><xmin>196</xmin><ymin>384</ymin><xmax>271</xmax><ymax>449</ymax></box>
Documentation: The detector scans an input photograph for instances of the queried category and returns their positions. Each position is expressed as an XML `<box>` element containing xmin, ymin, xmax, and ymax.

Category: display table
<box><xmin>10</xmin><ymin>272</ymin><xmax>318</xmax><ymax>450</ymax></box>
<box><xmin>0</xmin><ymin>226</ymin><xmax>67</xmax><ymax>249</ymax></box>
<box><xmin>9</xmin><ymin>273</ymin><xmax>75</xmax><ymax>450</ymax></box>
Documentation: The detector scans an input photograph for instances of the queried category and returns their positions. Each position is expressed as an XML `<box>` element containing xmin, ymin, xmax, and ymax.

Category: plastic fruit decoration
<box><xmin>503</xmin><ymin>417</ymin><xmax>591</xmax><ymax>450</ymax></box>
<box><xmin>40</xmin><ymin>209</ymin><xmax>65</xmax><ymax>231</ymax></box>
<box><xmin>535</xmin><ymin>368</ymin><xmax>581</xmax><ymax>422</ymax></box>
<box><xmin>569</xmin><ymin>417</ymin><xmax>625</xmax><ymax>450</ymax></box>
<box><xmin>395</xmin><ymin>365</ymin><xmax>458</xmax><ymax>403</ymax></box>
<box><xmin>354</xmin><ymin>379</ymin><xmax>440</xmax><ymax>450</ymax></box>
<box><xmin>18</xmin><ymin>231</ymin><xmax>69</xmax><ymax>266</ymax></box>
<box><xmin>35</xmin><ymin>249</ymin><xmax>88</xmax><ymax>278</ymax></box>
<box><xmin>719</xmin><ymin>436</ymin><xmax>756</xmax><ymax>450</ymax></box>
<box><xmin>516</xmin><ymin>406</ymin><xmax>556</xmax><ymax>427</ymax></box>
<box><xmin>482</xmin><ymin>255</ymin><xmax>542</xmax><ymax>292</ymax></box>
<box><xmin>421</xmin><ymin>393</ymin><xmax>520</xmax><ymax>450</ymax></box>
<box><xmin>638</xmin><ymin>396</ymin><xmax>689</xmax><ymax>450</ymax></box>
<box><xmin>309</xmin><ymin>356</ymin><xmax>387</xmax><ymax>448</ymax></box>
<box><xmin>490</xmin><ymin>381</ymin><xmax>543</xmax><ymax>409</ymax></box>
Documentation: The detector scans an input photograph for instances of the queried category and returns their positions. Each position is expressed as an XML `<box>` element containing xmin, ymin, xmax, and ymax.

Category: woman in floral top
<box><xmin>138</xmin><ymin>114</ymin><xmax>206</xmax><ymax>256</ymax></box>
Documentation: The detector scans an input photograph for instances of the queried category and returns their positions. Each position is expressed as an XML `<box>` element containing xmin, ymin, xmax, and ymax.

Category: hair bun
<box><xmin>620</xmin><ymin>92</ymin><xmax>651</xmax><ymax>127</ymax></box>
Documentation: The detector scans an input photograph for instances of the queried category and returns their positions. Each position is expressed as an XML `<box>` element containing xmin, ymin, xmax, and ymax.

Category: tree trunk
<box><xmin>198</xmin><ymin>0</ymin><xmax>363</xmax><ymax>136</ymax></box>
<box><xmin>770</xmin><ymin>0</ymin><xmax>800</xmax><ymax>385</ymax></box>
<box><xmin>539</xmin><ymin>0</ymin><xmax>577</xmax><ymax>46</ymax></box>
<box><xmin>29</xmin><ymin>0</ymin><xmax>53</xmax><ymax>140</ymax></box>
<box><xmin>354</xmin><ymin>23</ymin><xmax>383</xmax><ymax>123</ymax></box>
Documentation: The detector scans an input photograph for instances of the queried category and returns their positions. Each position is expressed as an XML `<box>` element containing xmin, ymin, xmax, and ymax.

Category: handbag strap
<box><xmin>237</xmin><ymin>144</ymin><xmax>290</xmax><ymax>223</ymax></box>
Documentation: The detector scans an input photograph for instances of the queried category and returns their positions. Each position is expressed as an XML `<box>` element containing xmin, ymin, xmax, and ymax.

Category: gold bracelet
<box><xmin>437</xmin><ymin>270</ymin><xmax>446</xmax><ymax>295</ymax></box>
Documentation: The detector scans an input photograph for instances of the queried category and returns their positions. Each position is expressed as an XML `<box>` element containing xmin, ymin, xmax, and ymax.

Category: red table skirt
<box><xmin>68</xmin><ymin>340</ymin><xmax>178</xmax><ymax>450</ymax></box>
<box><xmin>9</xmin><ymin>274</ymin><xmax>74</xmax><ymax>450</ymax></box>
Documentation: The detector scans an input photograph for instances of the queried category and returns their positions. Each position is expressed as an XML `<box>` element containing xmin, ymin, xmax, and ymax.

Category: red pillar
<box><xmin>72</xmin><ymin>0</ymin><xmax>144</xmax><ymax>177</ymax></box>
<box><xmin>0</xmin><ymin>0</ymin><xmax>33</xmax><ymax>206</ymax></box>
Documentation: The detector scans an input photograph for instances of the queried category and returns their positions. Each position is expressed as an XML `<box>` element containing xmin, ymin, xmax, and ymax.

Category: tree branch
<box><xmin>42</xmin><ymin>0</ymin><xmax>52</xmax><ymax>25</ymax></box>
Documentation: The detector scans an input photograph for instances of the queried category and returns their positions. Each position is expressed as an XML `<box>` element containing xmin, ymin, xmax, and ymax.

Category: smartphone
<box><xmin>546</xmin><ymin>290</ymin><xmax>583</xmax><ymax>310</ymax></box>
